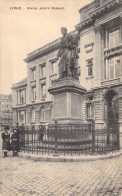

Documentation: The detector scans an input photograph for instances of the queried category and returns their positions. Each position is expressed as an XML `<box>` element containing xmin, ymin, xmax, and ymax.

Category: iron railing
<box><xmin>18</xmin><ymin>124</ymin><xmax>120</xmax><ymax>156</ymax></box>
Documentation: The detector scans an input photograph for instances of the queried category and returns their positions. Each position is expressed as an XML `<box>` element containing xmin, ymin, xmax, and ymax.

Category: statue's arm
<box><xmin>57</xmin><ymin>49</ymin><xmax>63</xmax><ymax>57</ymax></box>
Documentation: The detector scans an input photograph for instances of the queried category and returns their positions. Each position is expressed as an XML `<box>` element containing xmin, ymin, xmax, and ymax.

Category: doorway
<box><xmin>104</xmin><ymin>90</ymin><xmax>118</xmax><ymax>128</ymax></box>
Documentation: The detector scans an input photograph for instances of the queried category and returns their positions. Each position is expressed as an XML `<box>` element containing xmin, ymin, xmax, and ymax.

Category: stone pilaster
<box><xmin>26</xmin><ymin>107</ymin><xmax>31</xmax><ymax>126</ymax></box>
<box><xmin>27</xmin><ymin>65</ymin><xmax>31</xmax><ymax>104</ymax></box>
<box><xmin>46</xmin><ymin>60</ymin><xmax>50</xmax><ymax>100</ymax></box>
<box><xmin>120</xmin><ymin>14</ymin><xmax>122</xmax><ymax>80</ymax></box>
<box><xmin>120</xmin><ymin>13</ymin><xmax>122</xmax><ymax>43</ymax></box>
<box><xmin>12</xmin><ymin>109</ymin><xmax>18</xmax><ymax>126</ymax></box>
<box><xmin>94</xmin><ymin>24</ymin><xmax>103</xmax><ymax>86</ymax></box>
<box><xmin>35</xmin><ymin>110</ymin><xmax>40</xmax><ymax>124</ymax></box>
<box><xmin>36</xmin><ymin>65</ymin><xmax>40</xmax><ymax>102</ymax></box>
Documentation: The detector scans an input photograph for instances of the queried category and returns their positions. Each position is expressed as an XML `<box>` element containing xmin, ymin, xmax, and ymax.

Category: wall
<box><xmin>79</xmin><ymin>26</ymin><xmax>96</xmax><ymax>90</ymax></box>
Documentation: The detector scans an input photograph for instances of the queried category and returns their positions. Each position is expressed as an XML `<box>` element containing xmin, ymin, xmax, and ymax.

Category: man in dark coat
<box><xmin>11</xmin><ymin>128</ymin><xmax>20</xmax><ymax>156</ymax></box>
<box><xmin>1</xmin><ymin>126</ymin><xmax>10</xmax><ymax>158</ymax></box>
<box><xmin>39</xmin><ymin>125</ymin><xmax>45</xmax><ymax>141</ymax></box>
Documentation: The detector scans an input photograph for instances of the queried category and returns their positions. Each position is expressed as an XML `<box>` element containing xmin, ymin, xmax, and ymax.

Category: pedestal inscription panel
<box><xmin>71</xmin><ymin>93</ymin><xmax>81</xmax><ymax>118</ymax></box>
<box><xmin>54</xmin><ymin>93</ymin><xmax>67</xmax><ymax>117</ymax></box>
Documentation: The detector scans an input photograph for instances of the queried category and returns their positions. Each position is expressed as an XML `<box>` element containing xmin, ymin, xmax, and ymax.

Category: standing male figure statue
<box><xmin>57</xmin><ymin>27</ymin><xmax>79</xmax><ymax>80</ymax></box>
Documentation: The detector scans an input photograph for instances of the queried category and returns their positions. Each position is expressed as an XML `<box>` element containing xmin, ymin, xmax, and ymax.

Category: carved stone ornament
<box><xmin>94</xmin><ymin>24</ymin><xmax>103</xmax><ymax>34</ymax></box>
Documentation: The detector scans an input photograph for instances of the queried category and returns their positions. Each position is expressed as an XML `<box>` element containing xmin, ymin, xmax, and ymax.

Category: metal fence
<box><xmin>18</xmin><ymin>124</ymin><xmax>120</xmax><ymax>156</ymax></box>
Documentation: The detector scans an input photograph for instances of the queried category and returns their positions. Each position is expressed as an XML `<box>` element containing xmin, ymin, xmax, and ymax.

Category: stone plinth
<box><xmin>48</xmin><ymin>77</ymin><xmax>86</xmax><ymax>124</ymax></box>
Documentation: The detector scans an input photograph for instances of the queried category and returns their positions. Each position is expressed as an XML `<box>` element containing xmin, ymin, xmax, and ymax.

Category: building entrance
<box><xmin>104</xmin><ymin>90</ymin><xmax>118</xmax><ymax>128</ymax></box>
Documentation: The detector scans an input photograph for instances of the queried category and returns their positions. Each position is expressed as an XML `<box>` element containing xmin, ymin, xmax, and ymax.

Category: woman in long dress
<box><xmin>1</xmin><ymin>126</ymin><xmax>10</xmax><ymax>158</ymax></box>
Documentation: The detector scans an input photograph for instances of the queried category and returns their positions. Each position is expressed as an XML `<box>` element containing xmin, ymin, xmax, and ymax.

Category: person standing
<box><xmin>11</xmin><ymin>128</ymin><xmax>20</xmax><ymax>156</ymax></box>
<box><xmin>39</xmin><ymin>125</ymin><xmax>45</xmax><ymax>141</ymax></box>
<box><xmin>1</xmin><ymin>126</ymin><xmax>10</xmax><ymax>158</ymax></box>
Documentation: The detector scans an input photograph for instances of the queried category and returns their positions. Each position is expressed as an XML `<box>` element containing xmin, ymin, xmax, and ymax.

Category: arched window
<box><xmin>31</xmin><ymin>108</ymin><xmax>35</xmax><ymax>122</ymax></box>
<box><xmin>40</xmin><ymin>106</ymin><xmax>45</xmax><ymax>122</ymax></box>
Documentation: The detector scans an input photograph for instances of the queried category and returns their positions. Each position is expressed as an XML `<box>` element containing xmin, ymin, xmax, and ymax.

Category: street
<box><xmin>0</xmin><ymin>142</ymin><xmax>122</xmax><ymax>196</ymax></box>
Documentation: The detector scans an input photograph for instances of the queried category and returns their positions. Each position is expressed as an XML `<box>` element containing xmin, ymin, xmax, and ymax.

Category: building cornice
<box><xmin>92</xmin><ymin>80</ymin><xmax>122</xmax><ymax>91</ymax></box>
<box><xmin>12</xmin><ymin>100</ymin><xmax>53</xmax><ymax>109</ymax></box>
<box><xmin>12</xmin><ymin>83</ymin><xmax>27</xmax><ymax>90</ymax></box>
<box><xmin>75</xmin><ymin>18</ymin><xmax>93</xmax><ymax>32</ymax></box>
<box><xmin>75</xmin><ymin>0</ymin><xmax>121</xmax><ymax>32</ymax></box>
<box><xmin>12</xmin><ymin>78</ymin><xmax>27</xmax><ymax>90</ymax></box>
<box><xmin>24</xmin><ymin>30</ymin><xmax>78</xmax><ymax>63</ymax></box>
<box><xmin>24</xmin><ymin>38</ymin><xmax>61</xmax><ymax>63</ymax></box>
<box><xmin>90</xmin><ymin>0</ymin><xmax>121</xmax><ymax>19</ymax></box>
<box><xmin>79</xmin><ymin>1</ymin><xmax>95</xmax><ymax>13</ymax></box>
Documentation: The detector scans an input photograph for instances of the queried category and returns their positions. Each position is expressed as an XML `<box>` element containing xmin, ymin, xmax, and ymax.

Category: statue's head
<box><xmin>61</xmin><ymin>27</ymin><xmax>67</xmax><ymax>36</ymax></box>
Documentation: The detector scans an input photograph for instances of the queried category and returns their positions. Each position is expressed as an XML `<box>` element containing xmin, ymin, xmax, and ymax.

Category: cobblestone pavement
<box><xmin>0</xmin><ymin>153</ymin><xmax>122</xmax><ymax>196</ymax></box>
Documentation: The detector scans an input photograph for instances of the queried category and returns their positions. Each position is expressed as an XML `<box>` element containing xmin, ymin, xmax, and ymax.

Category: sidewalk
<box><xmin>19</xmin><ymin>150</ymin><xmax>122</xmax><ymax>162</ymax></box>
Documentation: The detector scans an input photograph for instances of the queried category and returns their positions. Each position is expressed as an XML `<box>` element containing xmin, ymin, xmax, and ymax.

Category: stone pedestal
<box><xmin>48</xmin><ymin>77</ymin><xmax>86</xmax><ymax>124</ymax></box>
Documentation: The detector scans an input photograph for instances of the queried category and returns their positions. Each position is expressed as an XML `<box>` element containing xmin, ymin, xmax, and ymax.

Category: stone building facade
<box><xmin>0</xmin><ymin>94</ymin><xmax>13</xmax><ymax>129</ymax></box>
<box><xmin>75</xmin><ymin>0</ymin><xmax>122</xmax><ymax>130</ymax></box>
<box><xmin>12</xmin><ymin>0</ymin><xmax>122</xmax><ymax>131</ymax></box>
<box><xmin>12</xmin><ymin>39</ymin><xmax>61</xmax><ymax>128</ymax></box>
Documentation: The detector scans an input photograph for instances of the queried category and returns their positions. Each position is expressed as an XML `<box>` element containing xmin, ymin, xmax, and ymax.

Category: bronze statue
<box><xmin>57</xmin><ymin>27</ymin><xmax>79</xmax><ymax>80</ymax></box>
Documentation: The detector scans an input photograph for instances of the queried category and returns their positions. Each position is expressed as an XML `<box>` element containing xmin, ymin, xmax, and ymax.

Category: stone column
<box><xmin>94</xmin><ymin>24</ymin><xmax>103</xmax><ymax>86</ymax></box>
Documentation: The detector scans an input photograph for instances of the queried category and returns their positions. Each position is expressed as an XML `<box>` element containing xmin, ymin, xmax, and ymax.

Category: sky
<box><xmin>0</xmin><ymin>0</ymin><xmax>93</xmax><ymax>95</ymax></box>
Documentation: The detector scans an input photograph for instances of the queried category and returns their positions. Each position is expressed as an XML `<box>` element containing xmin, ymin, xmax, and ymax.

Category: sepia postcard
<box><xmin>0</xmin><ymin>0</ymin><xmax>122</xmax><ymax>195</ymax></box>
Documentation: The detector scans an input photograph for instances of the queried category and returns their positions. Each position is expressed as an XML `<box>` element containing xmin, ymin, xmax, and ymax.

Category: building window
<box><xmin>50</xmin><ymin>60</ymin><xmax>58</xmax><ymax>75</ymax></box>
<box><xmin>86</xmin><ymin>59</ymin><xmax>93</xmax><ymax>77</ymax></box>
<box><xmin>85</xmin><ymin>42</ymin><xmax>94</xmax><ymax>53</ymax></box>
<box><xmin>87</xmin><ymin>103</ymin><xmax>93</xmax><ymax>119</ymax></box>
<box><xmin>32</xmin><ymin>68</ymin><xmax>36</xmax><ymax>81</ymax></box>
<box><xmin>18</xmin><ymin>110</ymin><xmax>25</xmax><ymax>123</ymax></box>
<box><xmin>18</xmin><ymin>90</ymin><xmax>26</xmax><ymax>104</ymax></box>
<box><xmin>40</xmin><ymin>107</ymin><xmax>45</xmax><ymax>122</ymax></box>
<box><xmin>41</xmin><ymin>83</ymin><xmax>46</xmax><ymax>99</ymax></box>
<box><xmin>104</xmin><ymin>104</ymin><xmax>108</xmax><ymax>120</ymax></box>
<box><xmin>31</xmin><ymin>108</ymin><xmax>35</xmax><ymax>122</ymax></box>
<box><xmin>109</xmin><ymin>56</ymin><xmax>120</xmax><ymax>79</ymax></box>
<box><xmin>109</xmin><ymin>28</ymin><xmax>119</xmax><ymax>49</ymax></box>
<box><xmin>40</xmin><ymin>64</ymin><xmax>46</xmax><ymax>78</ymax></box>
<box><xmin>32</xmin><ymin>87</ymin><xmax>36</xmax><ymax>101</ymax></box>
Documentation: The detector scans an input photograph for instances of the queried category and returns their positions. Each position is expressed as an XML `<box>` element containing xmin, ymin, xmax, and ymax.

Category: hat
<box><xmin>4</xmin><ymin>126</ymin><xmax>9</xmax><ymax>130</ymax></box>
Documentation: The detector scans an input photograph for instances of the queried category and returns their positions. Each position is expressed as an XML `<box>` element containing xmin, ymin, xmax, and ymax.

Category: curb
<box><xmin>19</xmin><ymin>150</ymin><xmax>122</xmax><ymax>162</ymax></box>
